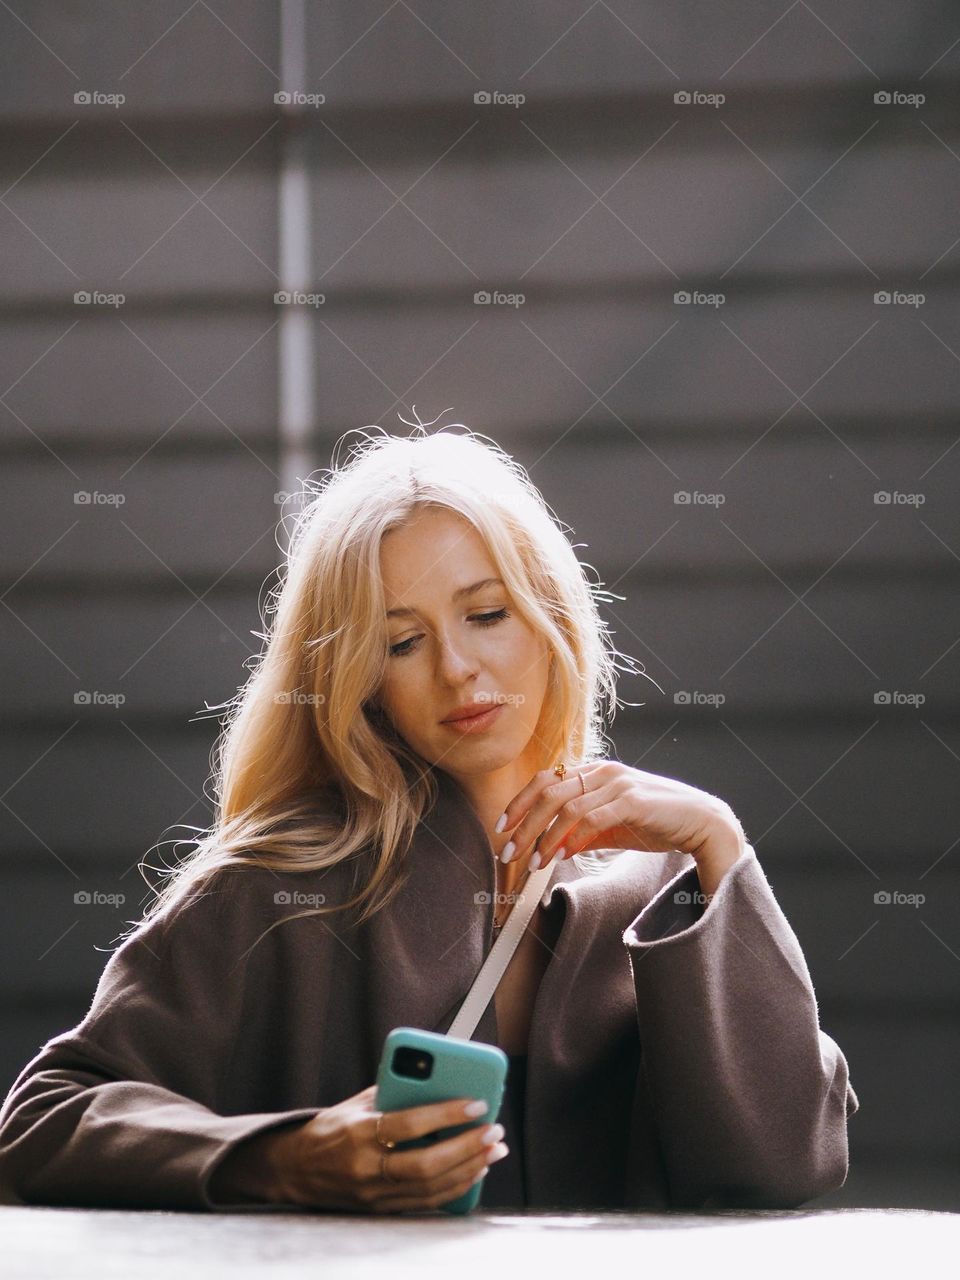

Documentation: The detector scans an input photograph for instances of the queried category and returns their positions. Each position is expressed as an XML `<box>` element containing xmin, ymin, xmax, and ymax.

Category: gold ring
<box><xmin>555</xmin><ymin>761</ymin><xmax>587</xmax><ymax>796</ymax></box>
<box><xmin>376</xmin><ymin>1113</ymin><xmax>396</xmax><ymax>1150</ymax></box>
<box><xmin>376</xmin><ymin>1113</ymin><xmax>401</xmax><ymax>1184</ymax></box>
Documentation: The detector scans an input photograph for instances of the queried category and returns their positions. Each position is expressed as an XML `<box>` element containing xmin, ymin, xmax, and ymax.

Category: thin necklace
<box><xmin>494</xmin><ymin>860</ymin><xmax>533</xmax><ymax>932</ymax></box>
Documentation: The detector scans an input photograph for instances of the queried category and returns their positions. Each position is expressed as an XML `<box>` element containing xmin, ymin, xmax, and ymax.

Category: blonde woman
<box><xmin>0</xmin><ymin>425</ymin><xmax>858</xmax><ymax>1213</ymax></box>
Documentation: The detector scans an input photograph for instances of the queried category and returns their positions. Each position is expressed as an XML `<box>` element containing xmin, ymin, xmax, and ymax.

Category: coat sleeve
<box><xmin>0</xmin><ymin>872</ymin><xmax>323</xmax><ymax>1211</ymax></box>
<box><xmin>621</xmin><ymin>843</ymin><xmax>859</xmax><ymax>1210</ymax></box>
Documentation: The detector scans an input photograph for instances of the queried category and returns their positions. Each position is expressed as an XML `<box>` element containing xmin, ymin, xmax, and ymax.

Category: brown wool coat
<box><xmin>0</xmin><ymin>766</ymin><xmax>859</xmax><ymax>1212</ymax></box>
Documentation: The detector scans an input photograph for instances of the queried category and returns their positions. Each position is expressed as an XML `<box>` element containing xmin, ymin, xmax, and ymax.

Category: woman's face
<box><xmin>376</xmin><ymin>507</ymin><xmax>552</xmax><ymax>783</ymax></box>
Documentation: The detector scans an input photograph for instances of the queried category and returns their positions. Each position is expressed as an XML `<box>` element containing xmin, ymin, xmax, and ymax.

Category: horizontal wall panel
<box><xmin>302</xmin><ymin>2</ymin><xmax>960</xmax><ymax>101</ymax></box>
<box><xmin>0</xmin><ymin>1</ymin><xmax>279</xmax><ymax>119</ymax></box>
<box><xmin>525</xmin><ymin>436</ymin><xmax>959</xmax><ymax>577</ymax></box>
<box><xmin>596</xmin><ymin>575</ymin><xmax>960</xmax><ymax>710</ymax></box>
<box><xmin>0</xmin><ymin>730</ymin><xmax>214</xmax><ymax>861</ymax></box>
<box><xmin>1</xmin><ymin>592</ymin><xmax>261</xmax><ymax>718</ymax></box>
<box><xmin>1</xmin><ymin>3</ymin><xmax>951</xmax><ymax>123</ymax></box>
<box><xmin>823</xmin><ymin>1013</ymin><xmax>960</xmax><ymax>1157</ymax></box>
<box><xmin>0</xmin><ymin>455</ymin><xmax>283</xmax><ymax>580</ymax></box>
<box><xmin>6</xmin><ymin>108</ymin><xmax>959</xmax><ymax>299</ymax></box>
<box><xmin>305</xmin><ymin>123</ymin><xmax>960</xmax><ymax>287</ymax></box>
<box><xmin>0</xmin><ymin>314</ymin><xmax>279</xmax><ymax>443</ymax></box>
<box><xmin>5</xmin><ymin>293</ymin><xmax>959</xmax><ymax>467</ymax></box>
<box><xmin>0</xmin><ymin>129</ymin><xmax>278</xmax><ymax>297</ymax></box>
<box><xmin>610</xmin><ymin>718</ymin><xmax>960</xmax><ymax>863</ymax></box>
<box><xmin>743</xmin><ymin>864</ymin><xmax>960</xmax><ymax>1011</ymax></box>
<box><xmin>297</xmin><ymin>294</ymin><xmax>960</xmax><ymax>442</ymax></box>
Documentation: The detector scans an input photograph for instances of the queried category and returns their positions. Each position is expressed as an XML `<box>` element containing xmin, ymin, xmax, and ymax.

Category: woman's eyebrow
<box><xmin>386</xmin><ymin>577</ymin><xmax>505</xmax><ymax>619</ymax></box>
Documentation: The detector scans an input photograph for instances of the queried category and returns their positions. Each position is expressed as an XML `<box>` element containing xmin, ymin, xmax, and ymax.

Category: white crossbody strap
<box><xmin>445</xmin><ymin>859</ymin><xmax>557</xmax><ymax>1041</ymax></box>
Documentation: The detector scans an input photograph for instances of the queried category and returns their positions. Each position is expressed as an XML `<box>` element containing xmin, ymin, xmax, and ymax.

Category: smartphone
<box><xmin>375</xmin><ymin>1026</ymin><xmax>509</xmax><ymax>1214</ymax></box>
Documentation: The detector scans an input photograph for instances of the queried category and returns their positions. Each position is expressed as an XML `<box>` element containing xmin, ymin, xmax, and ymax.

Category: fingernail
<box><xmin>481</xmin><ymin>1123</ymin><xmax>505</xmax><ymax>1145</ymax></box>
<box><xmin>554</xmin><ymin>846</ymin><xmax>565</xmax><ymax>860</ymax></box>
<box><xmin>500</xmin><ymin>841</ymin><xmax>515</xmax><ymax>864</ymax></box>
<box><xmin>487</xmin><ymin>1143</ymin><xmax>509</xmax><ymax>1163</ymax></box>
<box><xmin>529</xmin><ymin>851</ymin><xmax>541</xmax><ymax>871</ymax></box>
<box><xmin>464</xmin><ymin>1099</ymin><xmax>488</xmax><ymax>1117</ymax></box>
<box><xmin>494</xmin><ymin>812</ymin><xmax>508</xmax><ymax>833</ymax></box>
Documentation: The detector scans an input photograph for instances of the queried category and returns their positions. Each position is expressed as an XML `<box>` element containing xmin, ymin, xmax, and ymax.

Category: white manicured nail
<box><xmin>500</xmin><ymin>841</ymin><xmax>515</xmax><ymax>863</ymax></box>
<box><xmin>494</xmin><ymin>812</ymin><xmax>508</xmax><ymax>833</ymax></box>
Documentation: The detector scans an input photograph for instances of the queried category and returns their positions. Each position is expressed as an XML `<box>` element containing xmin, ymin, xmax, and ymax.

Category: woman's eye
<box><xmin>388</xmin><ymin>608</ymin><xmax>511</xmax><ymax>658</ymax></box>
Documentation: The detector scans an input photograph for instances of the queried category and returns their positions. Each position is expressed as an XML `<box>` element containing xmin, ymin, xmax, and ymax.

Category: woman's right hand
<box><xmin>215</xmin><ymin>1083</ymin><xmax>510</xmax><ymax>1213</ymax></box>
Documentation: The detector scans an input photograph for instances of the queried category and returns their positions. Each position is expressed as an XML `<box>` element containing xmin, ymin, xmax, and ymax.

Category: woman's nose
<box><xmin>436</xmin><ymin>638</ymin><xmax>479</xmax><ymax>681</ymax></box>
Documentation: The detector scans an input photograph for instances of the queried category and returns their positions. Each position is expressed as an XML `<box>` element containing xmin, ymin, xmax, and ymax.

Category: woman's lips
<box><xmin>440</xmin><ymin>703</ymin><xmax>504</xmax><ymax>733</ymax></box>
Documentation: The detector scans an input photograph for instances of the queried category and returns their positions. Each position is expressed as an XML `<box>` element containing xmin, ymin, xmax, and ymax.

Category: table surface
<box><xmin>2</xmin><ymin>1206</ymin><xmax>957</xmax><ymax>1279</ymax></box>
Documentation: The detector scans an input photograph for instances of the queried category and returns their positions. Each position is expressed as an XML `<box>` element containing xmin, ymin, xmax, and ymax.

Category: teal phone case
<box><xmin>375</xmin><ymin>1026</ymin><xmax>508</xmax><ymax>1214</ymax></box>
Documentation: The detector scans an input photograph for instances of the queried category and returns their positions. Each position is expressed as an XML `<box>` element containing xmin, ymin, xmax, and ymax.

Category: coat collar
<box><xmin>355</xmin><ymin>764</ymin><xmax>582</xmax><ymax>1056</ymax></box>
<box><xmin>429</xmin><ymin>764</ymin><xmax>584</xmax><ymax>907</ymax></box>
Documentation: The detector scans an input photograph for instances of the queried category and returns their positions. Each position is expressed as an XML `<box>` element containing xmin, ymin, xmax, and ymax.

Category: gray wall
<box><xmin>1</xmin><ymin>2</ymin><xmax>958</xmax><ymax>1210</ymax></box>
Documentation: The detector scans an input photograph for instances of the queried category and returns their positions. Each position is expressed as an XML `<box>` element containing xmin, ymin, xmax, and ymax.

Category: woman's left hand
<box><xmin>497</xmin><ymin>760</ymin><xmax>746</xmax><ymax>872</ymax></box>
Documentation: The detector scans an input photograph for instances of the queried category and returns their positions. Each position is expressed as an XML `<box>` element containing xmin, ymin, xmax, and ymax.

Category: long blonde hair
<box><xmin>129</xmin><ymin>423</ymin><xmax>642</xmax><ymax>941</ymax></box>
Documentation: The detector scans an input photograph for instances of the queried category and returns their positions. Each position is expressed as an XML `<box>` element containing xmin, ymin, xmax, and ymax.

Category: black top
<box><xmin>479</xmin><ymin>1053</ymin><xmax>527</xmax><ymax>1208</ymax></box>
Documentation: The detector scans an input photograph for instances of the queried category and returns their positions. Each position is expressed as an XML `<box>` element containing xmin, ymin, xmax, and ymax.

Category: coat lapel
<box><xmin>359</xmin><ymin>766</ymin><xmax>582</xmax><ymax>1062</ymax></box>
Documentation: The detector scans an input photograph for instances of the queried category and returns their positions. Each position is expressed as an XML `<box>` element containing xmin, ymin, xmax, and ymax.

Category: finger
<box><xmin>526</xmin><ymin>779</ymin><xmax>613</xmax><ymax>868</ymax></box>
<box><xmin>500</xmin><ymin>772</ymin><xmax>577</xmax><ymax>865</ymax></box>
<box><xmin>495</xmin><ymin>767</ymin><xmax>555</xmax><ymax>833</ymax></box>
<box><xmin>378</xmin><ymin>1141</ymin><xmax>506</xmax><ymax>1208</ymax></box>
<box><xmin>534</xmin><ymin>795</ymin><xmax>621</xmax><ymax>867</ymax></box>
<box><xmin>377</xmin><ymin>1141</ymin><xmax>499</xmax><ymax>1207</ymax></box>
<box><xmin>373</xmin><ymin>1158</ymin><xmax>492</xmax><ymax>1214</ymax></box>
<box><xmin>381</xmin><ymin>1115</ymin><xmax>504</xmax><ymax>1187</ymax></box>
<box><xmin>380</xmin><ymin>1095</ymin><xmax>495</xmax><ymax>1145</ymax></box>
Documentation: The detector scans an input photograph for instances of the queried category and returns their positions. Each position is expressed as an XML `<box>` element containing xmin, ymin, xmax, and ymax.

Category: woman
<box><xmin>0</xmin><ymin>426</ymin><xmax>858</xmax><ymax>1213</ymax></box>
